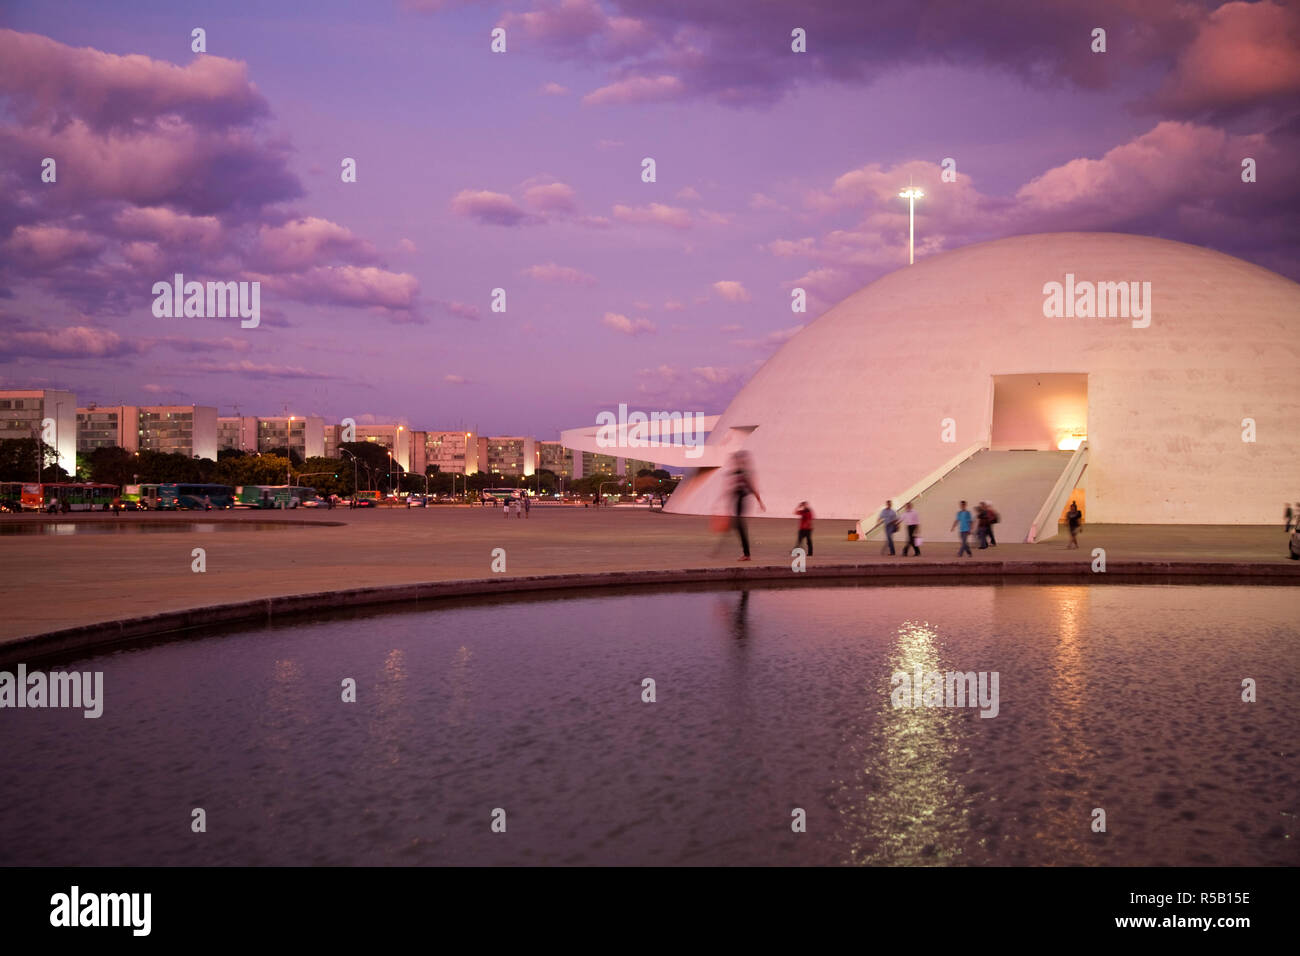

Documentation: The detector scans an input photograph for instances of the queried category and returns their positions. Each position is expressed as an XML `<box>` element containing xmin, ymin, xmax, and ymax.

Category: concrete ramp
<box><xmin>867</xmin><ymin>450</ymin><xmax>1074</xmax><ymax>544</ymax></box>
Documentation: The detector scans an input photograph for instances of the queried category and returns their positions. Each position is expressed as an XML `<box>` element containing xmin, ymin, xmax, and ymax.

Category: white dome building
<box><xmin>566</xmin><ymin>233</ymin><xmax>1300</xmax><ymax>541</ymax></box>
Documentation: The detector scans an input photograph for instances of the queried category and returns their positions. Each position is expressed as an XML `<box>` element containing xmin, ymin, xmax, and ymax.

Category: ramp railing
<box><xmin>1025</xmin><ymin>441</ymin><xmax>1089</xmax><ymax>543</ymax></box>
<box><xmin>857</xmin><ymin>439</ymin><xmax>989</xmax><ymax>538</ymax></box>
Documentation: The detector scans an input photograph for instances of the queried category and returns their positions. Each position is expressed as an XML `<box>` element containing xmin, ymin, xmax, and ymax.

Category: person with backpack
<box><xmin>975</xmin><ymin>502</ymin><xmax>991</xmax><ymax>549</ymax></box>
<box><xmin>985</xmin><ymin>502</ymin><xmax>999</xmax><ymax>546</ymax></box>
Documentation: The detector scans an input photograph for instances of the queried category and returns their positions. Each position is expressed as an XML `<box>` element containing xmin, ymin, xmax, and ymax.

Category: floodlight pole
<box><xmin>899</xmin><ymin>187</ymin><xmax>924</xmax><ymax>265</ymax></box>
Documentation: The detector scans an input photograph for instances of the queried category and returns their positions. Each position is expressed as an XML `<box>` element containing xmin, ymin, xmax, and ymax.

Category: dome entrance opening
<box><xmin>990</xmin><ymin>373</ymin><xmax>1088</xmax><ymax>452</ymax></box>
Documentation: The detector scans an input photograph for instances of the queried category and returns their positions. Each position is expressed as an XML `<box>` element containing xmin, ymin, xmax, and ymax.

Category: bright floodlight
<box><xmin>899</xmin><ymin>187</ymin><xmax>924</xmax><ymax>265</ymax></box>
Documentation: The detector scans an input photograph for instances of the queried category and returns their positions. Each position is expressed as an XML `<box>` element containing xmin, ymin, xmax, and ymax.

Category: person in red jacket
<box><xmin>794</xmin><ymin>501</ymin><xmax>814</xmax><ymax>556</ymax></box>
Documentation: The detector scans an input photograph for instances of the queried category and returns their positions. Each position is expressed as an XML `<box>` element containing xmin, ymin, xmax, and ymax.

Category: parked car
<box><xmin>406</xmin><ymin>495</ymin><xmax>427</xmax><ymax>507</ymax></box>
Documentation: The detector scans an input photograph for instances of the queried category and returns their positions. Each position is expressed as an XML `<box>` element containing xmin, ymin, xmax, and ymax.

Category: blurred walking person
<box><xmin>985</xmin><ymin>501</ymin><xmax>998</xmax><ymax>547</ymax></box>
<box><xmin>1066</xmin><ymin>500</ymin><xmax>1083</xmax><ymax>549</ymax></box>
<box><xmin>900</xmin><ymin>501</ymin><xmax>921</xmax><ymax>556</ymax></box>
<box><xmin>1286</xmin><ymin>503</ymin><xmax>1293</xmax><ymax>532</ymax></box>
<box><xmin>975</xmin><ymin>501</ymin><xmax>991</xmax><ymax>549</ymax></box>
<box><xmin>728</xmin><ymin>452</ymin><xmax>764</xmax><ymax>561</ymax></box>
<box><xmin>879</xmin><ymin>499</ymin><xmax>898</xmax><ymax>556</ymax></box>
<box><xmin>794</xmin><ymin>501</ymin><xmax>814</xmax><ymax>556</ymax></box>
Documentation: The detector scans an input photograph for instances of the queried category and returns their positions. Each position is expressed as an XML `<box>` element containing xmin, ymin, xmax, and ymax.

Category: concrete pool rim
<box><xmin>4</xmin><ymin>559</ymin><xmax>1298</xmax><ymax>665</ymax></box>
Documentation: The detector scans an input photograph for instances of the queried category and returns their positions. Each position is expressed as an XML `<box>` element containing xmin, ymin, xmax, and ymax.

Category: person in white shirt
<box><xmin>900</xmin><ymin>501</ymin><xmax>921</xmax><ymax>556</ymax></box>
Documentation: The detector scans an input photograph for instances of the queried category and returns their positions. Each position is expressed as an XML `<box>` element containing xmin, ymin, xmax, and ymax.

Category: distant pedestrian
<box><xmin>794</xmin><ymin>501</ymin><xmax>814</xmax><ymax>556</ymax></box>
<box><xmin>951</xmin><ymin>500</ymin><xmax>973</xmax><ymax>556</ymax></box>
<box><xmin>985</xmin><ymin>502</ymin><xmax>998</xmax><ymax>546</ymax></box>
<box><xmin>1066</xmin><ymin>500</ymin><xmax>1082</xmax><ymax>549</ymax></box>
<box><xmin>900</xmin><ymin>501</ymin><xmax>921</xmax><ymax>556</ymax></box>
<box><xmin>523</xmin><ymin>494</ymin><xmax>531</xmax><ymax>518</ymax></box>
<box><xmin>514</xmin><ymin>497</ymin><xmax>523</xmax><ymax>518</ymax></box>
<box><xmin>112</xmin><ymin>496</ymin><xmax>122</xmax><ymax>517</ymax></box>
<box><xmin>1286</xmin><ymin>503</ymin><xmax>1293</xmax><ymax>532</ymax></box>
<box><xmin>879</xmin><ymin>499</ymin><xmax>898</xmax><ymax>556</ymax></box>
<box><xmin>503</xmin><ymin>497</ymin><xmax>510</xmax><ymax>519</ymax></box>
<box><xmin>728</xmin><ymin>451</ymin><xmax>764</xmax><ymax>561</ymax></box>
<box><xmin>203</xmin><ymin>494</ymin><xmax>212</xmax><ymax>512</ymax></box>
<box><xmin>975</xmin><ymin>502</ymin><xmax>991</xmax><ymax>549</ymax></box>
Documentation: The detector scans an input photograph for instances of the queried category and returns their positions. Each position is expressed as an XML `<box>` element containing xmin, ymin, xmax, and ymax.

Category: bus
<box><xmin>354</xmin><ymin>489</ymin><xmax>382</xmax><ymax>507</ymax></box>
<box><xmin>235</xmin><ymin>485</ymin><xmax>316</xmax><ymax>508</ymax></box>
<box><xmin>157</xmin><ymin>483</ymin><xmax>236</xmax><ymax>510</ymax></box>
<box><xmin>122</xmin><ymin>483</ymin><xmax>160</xmax><ymax>509</ymax></box>
<box><xmin>20</xmin><ymin>482</ymin><xmax>119</xmax><ymax>512</ymax></box>
<box><xmin>480</xmin><ymin>488</ymin><xmax>522</xmax><ymax>506</ymax></box>
<box><xmin>1</xmin><ymin>481</ymin><xmax>24</xmax><ymax>512</ymax></box>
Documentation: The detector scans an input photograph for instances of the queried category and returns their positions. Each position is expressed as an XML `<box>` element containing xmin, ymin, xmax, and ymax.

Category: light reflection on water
<box><xmin>0</xmin><ymin>584</ymin><xmax>1295</xmax><ymax>866</ymax></box>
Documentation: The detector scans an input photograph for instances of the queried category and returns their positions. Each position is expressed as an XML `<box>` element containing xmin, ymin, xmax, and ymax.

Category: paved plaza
<box><xmin>2</xmin><ymin>504</ymin><xmax>1296</xmax><ymax>649</ymax></box>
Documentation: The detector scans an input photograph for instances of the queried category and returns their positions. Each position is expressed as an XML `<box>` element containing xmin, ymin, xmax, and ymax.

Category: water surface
<box><xmin>1</xmin><ymin>584</ymin><xmax>1294</xmax><ymax>866</ymax></box>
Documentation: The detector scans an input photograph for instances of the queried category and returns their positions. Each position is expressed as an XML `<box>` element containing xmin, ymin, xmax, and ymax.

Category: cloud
<box><xmin>185</xmin><ymin>359</ymin><xmax>335</xmax><ymax>379</ymax></box>
<box><xmin>522</xmin><ymin>262</ymin><xmax>597</xmax><ymax>285</ymax></box>
<box><xmin>632</xmin><ymin>362</ymin><xmax>751</xmax><ymax>407</ymax></box>
<box><xmin>397</xmin><ymin>238</ymin><xmax>418</xmax><ymax>253</ymax></box>
<box><xmin>0</xmin><ymin>29</ymin><xmax>412</xmax><ymax>323</ymax></box>
<box><xmin>540</xmin><ymin>81</ymin><xmax>569</xmax><ymax>95</ymax></box>
<box><xmin>675</xmin><ymin>186</ymin><xmax>701</xmax><ymax>202</ymax></box>
<box><xmin>2</xmin><ymin>225</ymin><xmax>103</xmax><ymax>267</ymax></box>
<box><xmin>612</xmin><ymin>202</ymin><xmax>691</xmax><ymax>229</ymax></box>
<box><xmin>0</xmin><ymin>28</ymin><xmax>269</xmax><ymax>131</ymax></box>
<box><xmin>449</xmin><ymin>189</ymin><xmax>534</xmax><ymax>226</ymax></box>
<box><xmin>256</xmin><ymin>266</ymin><xmax>421</xmax><ymax>317</ymax></box>
<box><xmin>719</xmin><ymin>323</ymin><xmax>742</xmax><ymax>333</ymax></box>
<box><xmin>0</xmin><ymin>323</ymin><xmax>144</xmax><ymax>360</ymax></box>
<box><xmin>712</xmin><ymin>280</ymin><xmax>751</xmax><ymax>303</ymax></box>
<box><xmin>583</xmin><ymin>74</ymin><xmax>684</xmax><ymax>106</ymax></box>
<box><xmin>442</xmin><ymin>301</ymin><xmax>482</xmax><ymax>320</ymax></box>
<box><xmin>254</xmin><ymin>217</ymin><xmax>378</xmax><ymax>272</ymax></box>
<box><xmin>733</xmin><ymin>324</ymin><xmax>804</xmax><ymax>349</ymax></box>
<box><xmin>1150</xmin><ymin>1</ymin><xmax>1300</xmax><ymax>116</ymax></box>
<box><xmin>444</xmin><ymin>374</ymin><xmax>469</xmax><ymax>385</ymax></box>
<box><xmin>504</xmin><ymin>0</ymin><xmax>657</xmax><ymax>61</ymax></box>
<box><xmin>602</xmin><ymin>311</ymin><xmax>655</xmax><ymax>335</ymax></box>
<box><xmin>523</xmin><ymin>181</ymin><xmax>579</xmax><ymax>213</ymax></box>
<box><xmin>662</xmin><ymin>299</ymin><xmax>685</xmax><ymax>311</ymax></box>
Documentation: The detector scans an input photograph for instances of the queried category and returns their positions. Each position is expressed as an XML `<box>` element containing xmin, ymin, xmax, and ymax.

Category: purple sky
<box><xmin>2</xmin><ymin>0</ymin><xmax>1298</xmax><ymax>438</ymax></box>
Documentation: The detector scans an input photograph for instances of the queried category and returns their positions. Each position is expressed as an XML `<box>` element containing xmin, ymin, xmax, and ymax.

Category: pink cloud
<box><xmin>523</xmin><ymin>181</ymin><xmax>578</xmax><ymax>213</ymax></box>
<box><xmin>254</xmin><ymin>217</ymin><xmax>377</xmax><ymax>272</ymax></box>
<box><xmin>1152</xmin><ymin>1</ymin><xmax>1300</xmax><ymax>114</ymax></box>
<box><xmin>712</xmin><ymin>280</ymin><xmax>752</xmax><ymax>303</ymax></box>
<box><xmin>2</xmin><ymin>225</ymin><xmax>103</xmax><ymax>267</ymax></box>
<box><xmin>602</xmin><ymin>311</ymin><xmax>655</xmax><ymax>336</ymax></box>
<box><xmin>522</xmin><ymin>262</ymin><xmax>597</xmax><ymax>285</ymax></box>
<box><xmin>583</xmin><ymin>74</ymin><xmax>684</xmax><ymax>106</ymax></box>
<box><xmin>450</xmin><ymin>189</ymin><xmax>533</xmax><ymax>226</ymax></box>
<box><xmin>612</xmin><ymin>202</ymin><xmax>691</xmax><ymax>229</ymax></box>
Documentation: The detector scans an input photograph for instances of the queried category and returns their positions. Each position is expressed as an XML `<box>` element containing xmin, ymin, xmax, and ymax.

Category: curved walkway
<box><xmin>2</xmin><ymin>507</ymin><xmax>1295</xmax><ymax>663</ymax></box>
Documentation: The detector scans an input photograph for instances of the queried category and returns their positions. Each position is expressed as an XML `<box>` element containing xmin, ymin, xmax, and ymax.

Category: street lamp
<box><xmin>898</xmin><ymin>185</ymin><xmax>924</xmax><ymax>265</ymax></box>
<box><xmin>286</xmin><ymin>416</ymin><xmax>295</xmax><ymax>488</ymax></box>
<box><xmin>340</xmin><ymin>448</ymin><xmax>360</xmax><ymax>505</ymax></box>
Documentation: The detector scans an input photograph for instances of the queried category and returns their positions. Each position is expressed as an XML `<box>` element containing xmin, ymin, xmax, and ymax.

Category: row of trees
<box><xmin>0</xmin><ymin>439</ymin><xmax>680</xmax><ymax>499</ymax></box>
<box><xmin>0</xmin><ymin>438</ymin><xmax>70</xmax><ymax>483</ymax></box>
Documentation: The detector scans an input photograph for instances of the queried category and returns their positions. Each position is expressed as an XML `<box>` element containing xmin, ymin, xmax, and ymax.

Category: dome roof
<box><xmin>668</xmin><ymin>232</ymin><xmax>1300</xmax><ymax>524</ymax></box>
